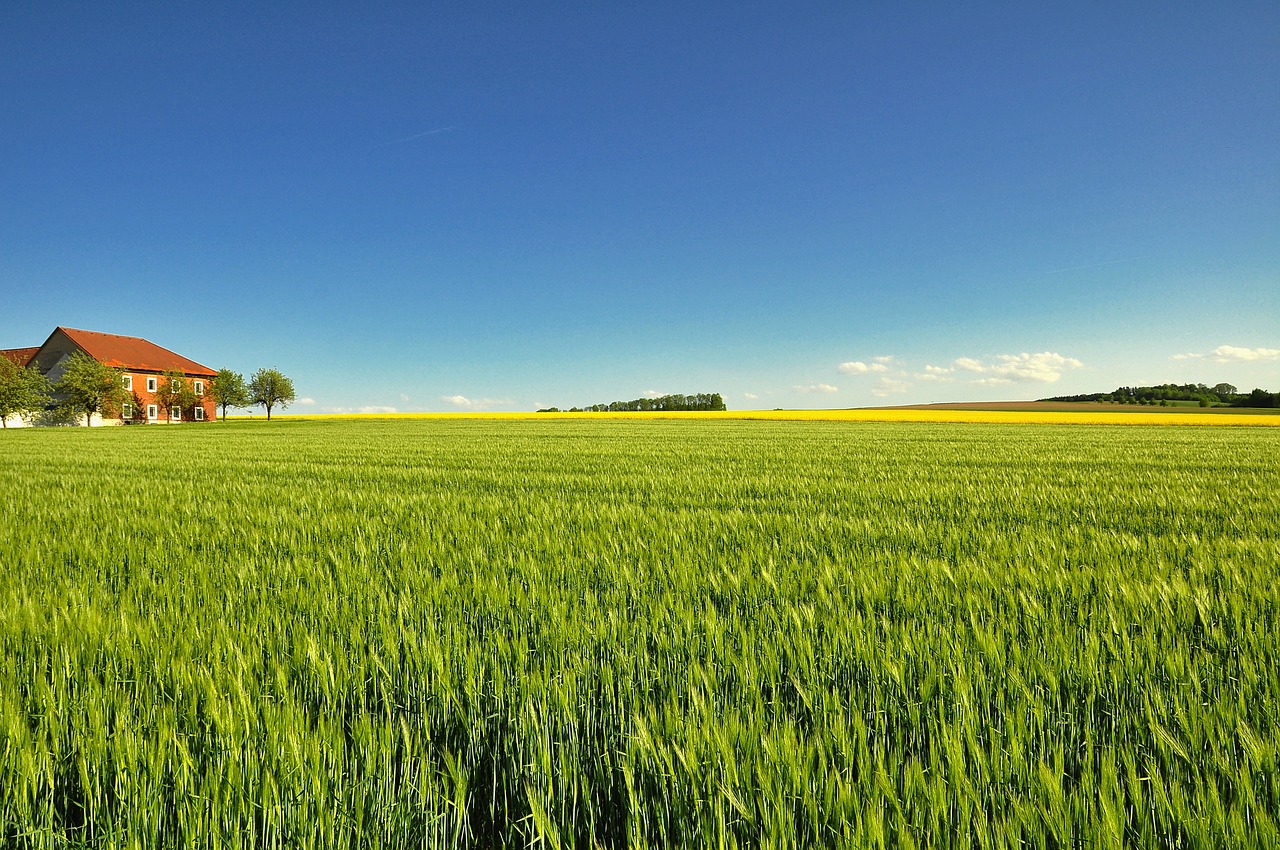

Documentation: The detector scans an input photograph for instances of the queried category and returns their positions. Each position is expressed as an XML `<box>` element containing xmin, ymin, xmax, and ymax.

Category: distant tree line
<box><xmin>538</xmin><ymin>392</ymin><xmax>727</xmax><ymax>413</ymax></box>
<box><xmin>1043</xmin><ymin>382</ymin><xmax>1279</xmax><ymax>408</ymax></box>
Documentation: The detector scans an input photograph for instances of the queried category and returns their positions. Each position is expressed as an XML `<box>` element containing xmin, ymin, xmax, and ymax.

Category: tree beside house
<box><xmin>0</xmin><ymin>349</ymin><xmax>51</xmax><ymax>428</ymax></box>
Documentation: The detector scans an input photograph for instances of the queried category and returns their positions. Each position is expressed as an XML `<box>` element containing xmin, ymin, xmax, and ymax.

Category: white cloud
<box><xmin>1174</xmin><ymin>345</ymin><xmax>1280</xmax><ymax>362</ymax></box>
<box><xmin>441</xmin><ymin>394</ymin><xmax>510</xmax><ymax>410</ymax></box>
<box><xmin>399</xmin><ymin>393</ymin><xmax>411</xmax><ymax>402</ymax></box>
<box><xmin>322</xmin><ymin>405</ymin><xmax>398</xmax><ymax>414</ymax></box>
<box><xmin>838</xmin><ymin>360</ymin><xmax>889</xmax><ymax>374</ymax></box>
<box><xmin>743</xmin><ymin>392</ymin><xmax>758</xmax><ymax>400</ymax></box>
<box><xmin>295</xmin><ymin>397</ymin><xmax>316</xmax><ymax>405</ymax></box>
<box><xmin>795</xmin><ymin>383</ymin><xmax>839</xmax><ymax>394</ymax></box>
<box><xmin>992</xmin><ymin>352</ymin><xmax>1082</xmax><ymax>382</ymax></box>
<box><xmin>947</xmin><ymin>352</ymin><xmax>1083</xmax><ymax>383</ymax></box>
<box><xmin>874</xmin><ymin>355</ymin><xmax>894</xmax><ymax>364</ymax></box>
<box><xmin>643</xmin><ymin>389</ymin><xmax>664</xmax><ymax>398</ymax></box>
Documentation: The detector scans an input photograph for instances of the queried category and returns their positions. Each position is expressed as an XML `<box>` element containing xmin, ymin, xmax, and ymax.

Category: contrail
<box><xmin>1042</xmin><ymin>257</ymin><xmax>1141</xmax><ymax>275</ymax></box>
<box><xmin>374</xmin><ymin>126</ymin><xmax>455</xmax><ymax>147</ymax></box>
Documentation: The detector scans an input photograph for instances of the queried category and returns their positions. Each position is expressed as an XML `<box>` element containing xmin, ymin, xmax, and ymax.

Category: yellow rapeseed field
<box><xmin>278</xmin><ymin>407</ymin><xmax>1280</xmax><ymax>426</ymax></box>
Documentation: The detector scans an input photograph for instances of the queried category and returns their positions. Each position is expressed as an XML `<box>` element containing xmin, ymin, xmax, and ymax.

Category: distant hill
<box><xmin>1041</xmin><ymin>382</ymin><xmax>1278</xmax><ymax>408</ymax></box>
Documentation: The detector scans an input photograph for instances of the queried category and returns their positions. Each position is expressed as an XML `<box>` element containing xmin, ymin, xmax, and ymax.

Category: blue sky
<box><xmin>3</xmin><ymin>3</ymin><xmax>1277</xmax><ymax>411</ymax></box>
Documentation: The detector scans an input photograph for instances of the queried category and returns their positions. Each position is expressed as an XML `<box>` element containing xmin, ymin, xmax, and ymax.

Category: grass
<box><xmin>1</xmin><ymin>418</ymin><xmax>1278</xmax><ymax>847</ymax></box>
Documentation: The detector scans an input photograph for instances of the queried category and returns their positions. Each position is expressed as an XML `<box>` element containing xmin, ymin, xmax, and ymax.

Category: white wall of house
<box><xmin>61</xmin><ymin>412</ymin><xmax>120</xmax><ymax>427</ymax></box>
<box><xmin>0</xmin><ymin>411</ymin><xmax>122</xmax><ymax>427</ymax></box>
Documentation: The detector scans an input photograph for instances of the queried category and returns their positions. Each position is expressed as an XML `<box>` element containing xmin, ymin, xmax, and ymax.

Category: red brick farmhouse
<box><xmin>2</xmin><ymin>327</ymin><xmax>217</xmax><ymax>426</ymax></box>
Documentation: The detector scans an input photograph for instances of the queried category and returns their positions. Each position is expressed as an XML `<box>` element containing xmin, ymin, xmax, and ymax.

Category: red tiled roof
<box><xmin>58</xmin><ymin>327</ymin><xmax>217</xmax><ymax>377</ymax></box>
<box><xmin>0</xmin><ymin>347</ymin><xmax>39</xmax><ymax>367</ymax></box>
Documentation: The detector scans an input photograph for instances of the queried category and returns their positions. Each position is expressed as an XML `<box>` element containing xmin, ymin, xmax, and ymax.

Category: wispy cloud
<box><xmin>295</xmin><ymin>397</ymin><xmax>317</xmax><ymax>405</ymax></box>
<box><xmin>1173</xmin><ymin>345</ymin><xmax>1280</xmax><ymax>363</ymax></box>
<box><xmin>870</xmin><ymin>378</ymin><xmax>910</xmax><ymax>397</ymax></box>
<box><xmin>743</xmin><ymin>392</ymin><xmax>759</xmax><ymax>400</ymax></box>
<box><xmin>1041</xmin><ymin>256</ymin><xmax>1141</xmax><ymax>275</ymax></box>
<box><xmin>375</xmin><ymin>126</ymin><xmax>455</xmax><ymax>146</ymax></box>
<box><xmin>915</xmin><ymin>367</ymin><xmax>953</xmax><ymax>383</ymax></box>
<box><xmin>322</xmin><ymin>405</ymin><xmax>398</xmax><ymax>414</ymax></box>
<box><xmin>399</xmin><ymin>393</ymin><xmax>411</xmax><ymax>403</ymax></box>
<box><xmin>441</xmin><ymin>394</ymin><xmax>510</xmax><ymax>410</ymax></box>
<box><xmin>795</xmin><ymin>383</ymin><xmax>839</xmax><ymax>394</ymax></box>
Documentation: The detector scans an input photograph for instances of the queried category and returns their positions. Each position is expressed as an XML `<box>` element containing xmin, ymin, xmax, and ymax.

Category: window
<box><xmin>171</xmin><ymin>406</ymin><xmax>182</xmax><ymax>421</ymax></box>
<box><xmin>147</xmin><ymin>404</ymin><xmax>158</xmax><ymax>420</ymax></box>
<box><xmin>193</xmin><ymin>380</ymin><xmax>204</xmax><ymax>396</ymax></box>
<box><xmin>147</xmin><ymin>377</ymin><xmax>157</xmax><ymax>392</ymax></box>
<box><xmin>122</xmin><ymin>375</ymin><xmax>133</xmax><ymax>391</ymax></box>
<box><xmin>171</xmin><ymin>379</ymin><xmax>180</xmax><ymax>391</ymax></box>
<box><xmin>194</xmin><ymin>407</ymin><xmax>205</xmax><ymax>421</ymax></box>
<box><xmin>122</xmin><ymin>403</ymin><xmax>133</xmax><ymax>419</ymax></box>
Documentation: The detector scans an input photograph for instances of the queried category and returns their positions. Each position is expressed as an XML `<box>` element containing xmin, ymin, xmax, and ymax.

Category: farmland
<box><xmin>1</xmin><ymin>417</ymin><xmax>1278</xmax><ymax>847</ymax></box>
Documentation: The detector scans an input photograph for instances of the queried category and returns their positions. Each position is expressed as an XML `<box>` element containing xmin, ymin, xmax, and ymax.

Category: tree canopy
<box><xmin>211</xmin><ymin>369</ymin><xmax>251</xmax><ymax>420</ymax></box>
<box><xmin>248</xmin><ymin>368</ymin><xmax>296</xmax><ymax>421</ymax></box>
<box><xmin>148</xmin><ymin>370</ymin><xmax>200</xmax><ymax>421</ymax></box>
<box><xmin>0</xmin><ymin>357</ymin><xmax>51</xmax><ymax>428</ymax></box>
<box><xmin>538</xmin><ymin>392</ymin><xmax>726</xmax><ymax>413</ymax></box>
<box><xmin>1043</xmin><ymin>382</ymin><xmax>1278</xmax><ymax>408</ymax></box>
<box><xmin>53</xmin><ymin>352</ymin><xmax>130</xmax><ymax>426</ymax></box>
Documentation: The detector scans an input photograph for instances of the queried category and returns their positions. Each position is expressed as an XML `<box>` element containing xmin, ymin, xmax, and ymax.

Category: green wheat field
<box><xmin>1</xmin><ymin>419</ymin><xmax>1278</xmax><ymax>848</ymax></box>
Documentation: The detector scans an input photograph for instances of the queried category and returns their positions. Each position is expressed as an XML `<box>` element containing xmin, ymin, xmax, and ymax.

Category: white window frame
<box><xmin>122</xmin><ymin>403</ymin><xmax>133</xmax><ymax>419</ymax></box>
<box><xmin>147</xmin><ymin>404</ymin><xmax>158</xmax><ymax>420</ymax></box>
<box><xmin>193</xmin><ymin>380</ymin><xmax>204</xmax><ymax>396</ymax></box>
<box><xmin>122</xmin><ymin>375</ymin><xmax>133</xmax><ymax>391</ymax></box>
<box><xmin>193</xmin><ymin>407</ymin><xmax>205</xmax><ymax>421</ymax></box>
<box><xmin>171</xmin><ymin>406</ymin><xmax>182</xmax><ymax>421</ymax></box>
<box><xmin>171</xmin><ymin>378</ymin><xmax>181</xmax><ymax>391</ymax></box>
<box><xmin>147</xmin><ymin>377</ymin><xmax>157</xmax><ymax>393</ymax></box>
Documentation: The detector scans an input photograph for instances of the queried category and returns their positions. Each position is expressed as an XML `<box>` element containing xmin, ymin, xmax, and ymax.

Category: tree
<box><xmin>0</xmin><ymin>357</ymin><xmax>51</xmax><ymax>428</ymax></box>
<box><xmin>1245</xmin><ymin>388</ymin><xmax>1278</xmax><ymax>409</ymax></box>
<box><xmin>210</xmin><ymin>369</ymin><xmax>251</xmax><ymax>421</ymax></box>
<box><xmin>248</xmin><ymin>368</ymin><xmax>295</xmax><ymax>421</ymax></box>
<box><xmin>152</xmin><ymin>370</ymin><xmax>198</xmax><ymax>422</ymax></box>
<box><xmin>53</xmin><ymin>352</ymin><xmax>130</xmax><ymax>426</ymax></box>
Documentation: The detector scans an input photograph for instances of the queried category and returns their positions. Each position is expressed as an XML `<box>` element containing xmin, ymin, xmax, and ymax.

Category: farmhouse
<box><xmin>2</xmin><ymin>327</ymin><xmax>217</xmax><ymax>426</ymax></box>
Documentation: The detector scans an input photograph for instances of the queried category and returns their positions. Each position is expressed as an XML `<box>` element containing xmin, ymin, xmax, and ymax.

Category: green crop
<box><xmin>1</xmin><ymin>419</ymin><xmax>1277</xmax><ymax>847</ymax></box>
